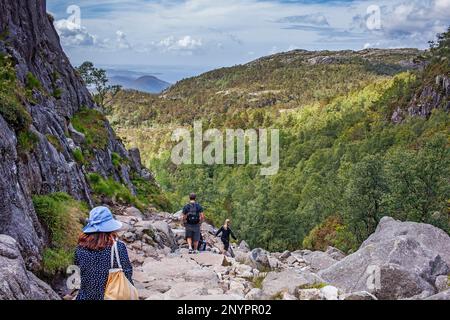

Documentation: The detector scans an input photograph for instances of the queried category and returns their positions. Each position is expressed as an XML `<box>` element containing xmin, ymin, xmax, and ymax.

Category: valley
<box><xmin>0</xmin><ymin>0</ymin><xmax>448</xmax><ymax>302</ymax></box>
<box><xmin>107</xmin><ymin>40</ymin><xmax>449</xmax><ymax>253</ymax></box>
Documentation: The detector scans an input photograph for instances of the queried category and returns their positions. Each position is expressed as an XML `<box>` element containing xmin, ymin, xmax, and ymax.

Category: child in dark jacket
<box><xmin>215</xmin><ymin>219</ymin><xmax>237</xmax><ymax>255</ymax></box>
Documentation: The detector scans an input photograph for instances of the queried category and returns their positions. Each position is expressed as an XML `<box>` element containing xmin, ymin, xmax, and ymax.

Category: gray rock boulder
<box><xmin>435</xmin><ymin>275</ymin><xmax>449</xmax><ymax>293</ymax></box>
<box><xmin>325</xmin><ymin>246</ymin><xmax>346</xmax><ymax>261</ymax></box>
<box><xmin>319</xmin><ymin>217</ymin><xmax>450</xmax><ymax>300</ymax></box>
<box><xmin>125</xmin><ymin>207</ymin><xmax>144</xmax><ymax>219</ymax></box>
<box><xmin>426</xmin><ymin>289</ymin><xmax>450</xmax><ymax>300</ymax></box>
<box><xmin>152</xmin><ymin>221</ymin><xmax>178</xmax><ymax>250</ymax></box>
<box><xmin>261</xmin><ymin>269</ymin><xmax>324</xmax><ymax>298</ymax></box>
<box><xmin>238</xmin><ymin>240</ymin><xmax>251</xmax><ymax>253</ymax></box>
<box><xmin>341</xmin><ymin>291</ymin><xmax>378</xmax><ymax>300</ymax></box>
<box><xmin>302</xmin><ymin>251</ymin><xmax>338</xmax><ymax>272</ymax></box>
<box><xmin>0</xmin><ymin>235</ymin><xmax>59</xmax><ymax>300</ymax></box>
<box><xmin>235</xmin><ymin>248</ymin><xmax>271</xmax><ymax>270</ymax></box>
<box><xmin>247</xmin><ymin>248</ymin><xmax>271</xmax><ymax>270</ymax></box>
<box><xmin>361</xmin><ymin>217</ymin><xmax>450</xmax><ymax>265</ymax></box>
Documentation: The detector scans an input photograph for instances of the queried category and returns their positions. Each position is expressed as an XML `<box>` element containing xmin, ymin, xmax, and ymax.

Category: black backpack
<box><xmin>186</xmin><ymin>203</ymin><xmax>200</xmax><ymax>225</ymax></box>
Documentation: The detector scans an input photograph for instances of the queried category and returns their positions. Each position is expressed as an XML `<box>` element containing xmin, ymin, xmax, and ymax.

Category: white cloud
<box><xmin>352</xmin><ymin>0</ymin><xmax>450</xmax><ymax>46</ymax></box>
<box><xmin>435</xmin><ymin>0</ymin><xmax>450</xmax><ymax>11</ymax></box>
<box><xmin>48</xmin><ymin>0</ymin><xmax>450</xmax><ymax>72</ymax></box>
<box><xmin>116</xmin><ymin>30</ymin><xmax>132</xmax><ymax>49</ymax></box>
<box><xmin>54</xmin><ymin>19</ymin><xmax>96</xmax><ymax>46</ymax></box>
<box><xmin>363</xmin><ymin>42</ymin><xmax>380</xmax><ymax>49</ymax></box>
<box><xmin>276</xmin><ymin>13</ymin><xmax>329</xmax><ymax>27</ymax></box>
<box><xmin>157</xmin><ymin>35</ymin><xmax>203</xmax><ymax>54</ymax></box>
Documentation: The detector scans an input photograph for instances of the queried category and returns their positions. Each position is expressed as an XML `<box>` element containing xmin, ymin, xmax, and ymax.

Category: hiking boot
<box><xmin>194</xmin><ymin>250</ymin><xmax>200</xmax><ymax>254</ymax></box>
<box><xmin>188</xmin><ymin>249</ymin><xmax>193</xmax><ymax>254</ymax></box>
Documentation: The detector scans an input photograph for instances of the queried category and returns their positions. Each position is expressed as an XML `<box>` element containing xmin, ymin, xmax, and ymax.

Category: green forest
<box><xmin>106</xmin><ymin>29</ymin><xmax>449</xmax><ymax>253</ymax></box>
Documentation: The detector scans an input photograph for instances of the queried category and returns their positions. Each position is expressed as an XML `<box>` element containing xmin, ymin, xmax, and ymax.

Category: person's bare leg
<box><xmin>187</xmin><ymin>238</ymin><xmax>193</xmax><ymax>250</ymax></box>
<box><xmin>193</xmin><ymin>241</ymin><xmax>199</xmax><ymax>251</ymax></box>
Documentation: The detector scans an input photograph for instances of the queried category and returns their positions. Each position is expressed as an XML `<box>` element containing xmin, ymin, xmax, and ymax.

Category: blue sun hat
<box><xmin>82</xmin><ymin>206</ymin><xmax>123</xmax><ymax>234</ymax></box>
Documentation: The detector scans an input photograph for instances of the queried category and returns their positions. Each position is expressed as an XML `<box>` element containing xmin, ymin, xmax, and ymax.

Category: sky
<box><xmin>47</xmin><ymin>0</ymin><xmax>450</xmax><ymax>82</ymax></box>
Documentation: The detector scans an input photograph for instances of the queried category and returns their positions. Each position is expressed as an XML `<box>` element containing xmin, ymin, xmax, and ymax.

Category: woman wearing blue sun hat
<box><xmin>74</xmin><ymin>206</ymin><xmax>134</xmax><ymax>300</ymax></box>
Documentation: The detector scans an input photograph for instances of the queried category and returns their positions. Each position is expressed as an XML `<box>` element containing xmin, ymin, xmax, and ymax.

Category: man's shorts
<box><xmin>185</xmin><ymin>223</ymin><xmax>201</xmax><ymax>242</ymax></box>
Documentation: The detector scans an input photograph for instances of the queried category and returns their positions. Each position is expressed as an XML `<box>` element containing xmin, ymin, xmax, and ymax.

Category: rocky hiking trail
<box><xmin>60</xmin><ymin>208</ymin><xmax>450</xmax><ymax>300</ymax></box>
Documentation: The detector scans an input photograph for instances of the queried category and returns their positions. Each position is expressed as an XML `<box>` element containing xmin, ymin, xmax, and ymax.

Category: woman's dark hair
<box><xmin>78</xmin><ymin>232</ymin><xmax>117</xmax><ymax>251</ymax></box>
<box><xmin>189</xmin><ymin>193</ymin><xmax>197</xmax><ymax>200</ymax></box>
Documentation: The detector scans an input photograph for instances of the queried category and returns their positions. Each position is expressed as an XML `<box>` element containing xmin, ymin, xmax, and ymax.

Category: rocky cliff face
<box><xmin>391</xmin><ymin>74</ymin><xmax>450</xmax><ymax>123</ymax></box>
<box><xmin>0</xmin><ymin>0</ymin><xmax>152</xmax><ymax>270</ymax></box>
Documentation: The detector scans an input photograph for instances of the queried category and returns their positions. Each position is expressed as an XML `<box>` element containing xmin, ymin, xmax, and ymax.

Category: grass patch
<box><xmin>42</xmin><ymin>248</ymin><xmax>74</xmax><ymax>276</ymax></box>
<box><xmin>25</xmin><ymin>72</ymin><xmax>43</xmax><ymax>104</ymax></box>
<box><xmin>51</xmin><ymin>71</ymin><xmax>62</xmax><ymax>99</ymax></box>
<box><xmin>250</xmin><ymin>274</ymin><xmax>266</xmax><ymax>289</ymax></box>
<box><xmin>17</xmin><ymin>130</ymin><xmax>39</xmax><ymax>154</ymax></box>
<box><xmin>0</xmin><ymin>53</ymin><xmax>32</xmax><ymax>132</ymax></box>
<box><xmin>71</xmin><ymin>108</ymin><xmax>109</xmax><ymax>150</ymax></box>
<box><xmin>72</xmin><ymin>148</ymin><xmax>85</xmax><ymax>164</ymax></box>
<box><xmin>87</xmin><ymin>173</ymin><xmax>144</xmax><ymax>210</ymax></box>
<box><xmin>271</xmin><ymin>292</ymin><xmax>284</xmax><ymax>300</ymax></box>
<box><xmin>46</xmin><ymin>134</ymin><xmax>63</xmax><ymax>152</ymax></box>
<box><xmin>111</xmin><ymin>152</ymin><xmax>122</xmax><ymax>168</ymax></box>
<box><xmin>131</xmin><ymin>174</ymin><xmax>172</xmax><ymax>211</ymax></box>
<box><xmin>25</xmin><ymin>72</ymin><xmax>42</xmax><ymax>91</ymax></box>
<box><xmin>32</xmin><ymin>192</ymin><xmax>88</xmax><ymax>276</ymax></box>
<box><xmin>298</xmin><ymin>283</ymin><xmax>328</xmax><ymax>290</ymax></box>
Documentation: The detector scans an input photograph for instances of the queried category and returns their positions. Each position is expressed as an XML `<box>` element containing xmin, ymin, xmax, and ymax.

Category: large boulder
<box><xmin>319</xmin><ymin>217</ymin><xmax>450</xmax><ymax>300</ymax></box>
<box><xmin>152</xmin><ymin>221</ymin><xmax>178</xmax><ymax>250</ymax></box>
<box><xmin>0</xmin><ymin>235</ymin><xmax>59</xmax><ymax>300</ymax></box>
<box><xmin>325</xmin><ymin>247</ymin><xmax>346</xmax><ymax>261</ymax></box>
<box><xmin>186</xmin><ymin>252</ymin><xmax>226</xmax><ymax>267</ymax></box>
<box><xmin>246</xmin><ymin>248</ymin><xmax>271</xmax><ymax>270</ymax></box>
<box><xmin>139</xmin><ymin>256</ymin><xmax>219</xmax><ymax>286</ymax></box>
<box><xmin>261</xmin><ymin>269</ymin><xmax>324</xmax><ymax>298</ymax></box>
<box><xmin>302</xmin><ymin>251</ymin><xmax>338</xmax><ymax>272</ymax></box>
<box><xmin>426</xmin><ymin>289</ymin><xmax>450</xmax><ymax>300</ymax></box>
<box><xmin>361</xmin><ymin>217</ymin><xmax>450</xmax><ymax>265</ymax></box>
<box><xmin>238</xmin><ymin>240</ymin><xmax>251</xmax><ymax>253</ymax></box>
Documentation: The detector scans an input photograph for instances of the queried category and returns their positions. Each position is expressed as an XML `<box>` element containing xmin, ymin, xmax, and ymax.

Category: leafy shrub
<box><xmin>302</xmin><ymin>216</ymin><xmax>358</xmax><ymax>253</ymax></box>
<box><xmin>32</xmin><ymin>192</ymin><xmax>88</xmax><ymax>275</ymax></box>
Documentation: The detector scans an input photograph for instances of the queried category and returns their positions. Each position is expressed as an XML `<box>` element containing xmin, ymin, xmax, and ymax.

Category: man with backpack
<box><xmin>182</xmin><ymin>193</ymin><xmax>205</xmax><ymax>254</ymax></box>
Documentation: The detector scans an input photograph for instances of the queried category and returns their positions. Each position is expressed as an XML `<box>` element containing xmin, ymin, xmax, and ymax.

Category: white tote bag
<box><xmin>104</xmin><ymin>241</ymin><xmax>139</xmax><ymax>300</ymax></box>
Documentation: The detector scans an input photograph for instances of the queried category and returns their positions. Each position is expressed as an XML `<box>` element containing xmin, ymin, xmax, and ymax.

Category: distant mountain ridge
<box><xmin>109</xmin><ymin>74</ymin><xmax>171</xmax><ymax>94</ymax></box>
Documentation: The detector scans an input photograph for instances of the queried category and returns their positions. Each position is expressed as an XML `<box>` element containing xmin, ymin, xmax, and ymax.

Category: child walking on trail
<box><xmin>215</xmin><ymin>219</ymin><xmax>237</xmax><ymax>256</ymax></box>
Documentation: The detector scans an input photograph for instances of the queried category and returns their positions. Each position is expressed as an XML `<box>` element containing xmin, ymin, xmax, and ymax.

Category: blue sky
<box><xmin>47</xmin><ymin>0</ymin><xmax>450</xmax><ymax>81</ymax></box>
